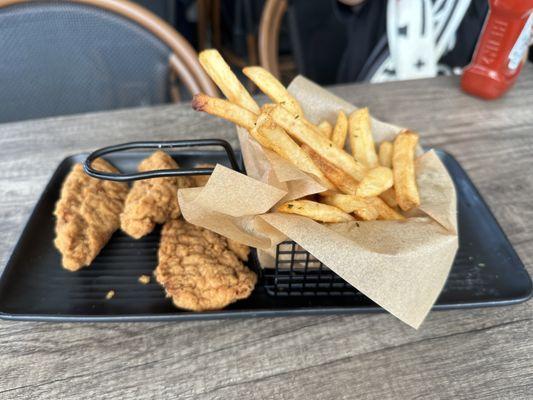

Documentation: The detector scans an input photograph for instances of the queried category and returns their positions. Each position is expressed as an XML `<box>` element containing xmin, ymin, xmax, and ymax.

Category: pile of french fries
<box><xmin>192</xmin><ymin>49</ymin><xmax>420</xmax><ymax>223</ymax></box>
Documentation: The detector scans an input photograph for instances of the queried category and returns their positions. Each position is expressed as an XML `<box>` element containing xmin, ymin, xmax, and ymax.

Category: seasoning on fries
<box><xmin>253</xmin><ymin>113</ymin><xmax>336</xmax><ymax>190</ymax></box>
<box><xmin>192</xmin><ymin>93</ymin><xmax>272</xmax><ymax>149</ymax></box>
<box><xmin>318</xmin><ymin>120</ymin><xmax>333</xmax><ymax>138</ymax></box>
<box><xmin>349</xmin><ymin>107</ymin><xmax>379</xmax><ymax>168</ymax></box>
<box><xmin>277</xmin><ymin>200</ymin><xmax>354</xmax><ymax>223</ymax></box>
<box><xmin>367</xmin><ymin>196</ymin><xmax>405</xmax><ymax>221</ymax></box>
<box><xmin>393</xmin><ymin>130</ymin><xmax>421</xmax><ymax>211</ymax></box>
<box><xmin>192</xmin><ymin>94</ymin><xmax>256</xmax><ymax>130</ymax></box>
<box><xmin>378</xmin><ymin>141</ymin><xmax>393</xmax><ymax>168</ymax></box>
<box><xmin>192</xmin><ymin>49</ymin><xmax>422</xmax><ymax>224</ymax></box>
<box><xmin>242</xmin><ymin>66</ymin><xmax>303</xmax><ymax>117</ymax></box>
<box><xmin>331</xmin><ymin>111</ymin><xmax>348</xmax><ymax>149</ymax></box>
<box><xmin>302</xmin><ymin>145</ymin><xmax>359</xmax><ymax>195</ymax></box>
<box><xmin>322</xmin><ymin>194</ymin><xmax>379</xmax><ymax>221</ymax></box>
<box><xmin>266</xmin><ymin>104</ymin><xmax>368</xmax><ymax>182</ymax></box>
<box><xmin>199</xmin><ymin>49</ymin><xmax>259</xmax><ymax>114</ymax></box>
<box><xmin>356</xmin><ymin>166</ymin><xmax>393</xmax><ymax>198</ymax></box>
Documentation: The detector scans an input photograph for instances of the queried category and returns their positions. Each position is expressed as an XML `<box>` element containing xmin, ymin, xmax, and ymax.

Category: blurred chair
<box><xmin>197</xmin><ymin>0</ymin><xmax>264</xmax><ymax>91</ymax></box>
<box><xmin>258</xmin><ymin>0</ymin><xmax>287</xmax><ymax>79</ymax></box>
<box><xmin>0</xmin><ymin>0</ymin><xmax>217</xmax><ymax>123</ymax></box>
<box><xmin>208</xmin><ymin>0</ymin><xmax>261</xmax><ymax>68</ymax></box>
<box><xmin>133</xmin><ymin>0</ymin><xmax>176</xmax><ymax>26</ymax></box>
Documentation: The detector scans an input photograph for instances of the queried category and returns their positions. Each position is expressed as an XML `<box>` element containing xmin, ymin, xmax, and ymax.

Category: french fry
<box><xmin>192</xmin><ymin>94</ymin><xmax>256</xmax><ymax>130</ymax></box>
<box><xmin>322</xmin><ymin>194</ymin><xmax>403</xmax><ymax>221</ymax></box>
<box><xmin>242</xmin><ymin>66</ymin><xmax>303</xmax><ymax>117</ymax></box>
<box><xmin>266</xmin><ymin>105</ymin><xmax>368</xmax><ymax>181</ymax></box>
<box><xmin>192</xmin><ymin>94</ymin><xmax>276</xmax><ymax>149</ymax></box>
<box><xmin>366</xmin><ymin>196</ymin><xmax>405</xmax><ymax>221</ymax></box>
<box><xmin>277</xmin><ymin>200</ymin><xmax>354</xmax><ymax>223</ymax></box>
<box><xmin>380</xmin><ymin>188</ymin><xmax>398</xmax><ymax>208</ymax></box>
<box><xmin>303</xmin><ymin>145</ymin><xmax>400</xmax><ymax>219</ymax></box>
<box><xmin>349</xmin><ymin>108</ymin><xmax>379</xmax><ymax>168</ymax></box>
<box><xmin>356</xmin><ymin>166</ymin><xmax>394</xmax><ymax>197</ymax></box>
<box><xmin>377</xmin><ymin>141</ymin><xmax>398</xmax><ymax>207</ymax></box>
<box><xmin>243</xmin><ymin>67</ymin><xmax>326</xmax><ymax>143</ymax></box>
<box><xmin>331</xmin><ymin>111</ymin><xmax>348</xmax><ymax>148</ymax></box>
<box><xmin>393</xmin><ymin>130</ymin><xmax>420</xmax><ymax>211</ymax></box>
<box><xmin>302</xmin><ymin>145</ymin><xmax>359</xmax><ymax>195</ymax></box>
<box><xmin>322</xmin><ymin>194</ymin><xmax>379</xmax><ymax>221</ymax></box>
<box><xmin>378</xmin><ymin>141</ymin><xmax>393</xmax><ymax>168</ymax></box>
<box><xmin>318</xmin><ymin>121</ymin><xmax>333</xmax><ymax>138</ymax></box>
<box><xmin>199</xmin><ymin>49</ymin><xmax>260</xmax><ymax>114</ymax></box>
<box><xmin>253</xmin><ymin>113</ymin><xmax>336</xmax><ymax>191</ymax></box>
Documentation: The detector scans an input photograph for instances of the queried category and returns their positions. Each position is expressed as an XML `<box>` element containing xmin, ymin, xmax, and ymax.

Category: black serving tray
<box><xmin>0</xmin><ymin>150</ymin><xmax>530</xmax><ymax>321</ymax></box>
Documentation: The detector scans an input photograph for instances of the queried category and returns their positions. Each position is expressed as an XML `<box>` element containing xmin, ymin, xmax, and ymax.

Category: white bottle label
<box><xmin>508</xmin><ymin>12</ymin><xmax>533</xmax><ymax>70</ymax></box>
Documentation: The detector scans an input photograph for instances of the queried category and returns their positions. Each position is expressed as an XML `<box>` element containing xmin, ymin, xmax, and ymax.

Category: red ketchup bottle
<box><xmin>461</xmin><ymin>0</ymin><xmax>533</xmax><ymax>99</ymax></box>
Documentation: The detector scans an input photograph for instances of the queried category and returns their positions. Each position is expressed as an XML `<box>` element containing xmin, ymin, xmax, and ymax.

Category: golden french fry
<box><xmin>192</xmin><ymin>94</ymin><xmax>256</xmax><ymax>130</ymax></box>
<box><xmin>243</xmin><ymin>68</ymin><xmax>324</xmax><ymax>143</ymax></box>
<box><xmin>378</xmin><ymin>141</ymin><xmax>393</xmax><ymax>168</ymax></box>
<box><xmin>377</xmin><ymin>141</ymin><xmax>397</xmax><ymax>206</ymax></box>
<box><xmin>266</xmin><ymin>105</ymin><xmax>368</xmax><ymax>181</ymax></box>
<box><xmin>199</xmin><ymin>49</ymin><xmax>260</xmax><ymax>114</ymax></box>
<box><xmin>380</xmin><ymin>188</ymin><xmax>398</xmax><ymax>208</ymax></box>
<box><xmin>366</xmin><ymin>196</ymin><xmax>405</xmax><ymax>221</ymax></box>
<box><xmin>322</xmin><ymin>194</ymin><xmax>379</xmax><ymax>221</ymax></box>
<box><xmin>254</xmin><ymin>113</ymin><xmax>336</xmax><ymax>191</ymax></box>
<box><xmin>349</xmin><ymin>108</ymin><xmax>379</xmax><ymax>168</ymax></box>
<box><xmin>318</xmin><ymin>121</ymin><xmax>333</xmax><ymax>138</ymax></box>
<box><xmin>302</xmin><ymin>145</ymin><xmax>359</xmax><ymax>195</ymax></box>
<box><xmin>277</xmin><ymin>200</ymin><xmax>354</xmax><ymax>223</ymax></box>
<box><xmin>331</xmin><ymin>111</ymin><xmax>348</xmax><ymax>148</ymax></box>
<box><xmin>356</xmin><ymin>166</ymin><xmax>393</xmax><ymax>197</ymax></box>
<box><xmin>393</xmin><ymin>130</ymin><xmax>420</xmax><ymax>211</ymax></box>
<box><xmin>242</xmin><ymin>66</ymin><xmax>303</xmax><ymax>117</ymax></box>
<box><xmin>192</xmin><ymin>94</ymin><xmax>275</xmax><ymax>149</ymax></box>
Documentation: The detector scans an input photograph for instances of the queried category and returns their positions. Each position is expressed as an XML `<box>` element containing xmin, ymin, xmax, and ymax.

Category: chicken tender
<box><xmin>54</xmin><ymin>159</ymin><xmax>128</xmax><ymax>271</ymax></box>
<box><xmin>120</xmin><ymin>151</ymin><xmax>194</xmax><ymax>239</ymax></box>
<box><xmin>190</xmin><ymin>163</ymin><xmax>215</xmax><ymax>187</ymax></box>
<box><xmin>227</xmin><ymin>239</ymin><xmax>250</xmax><ymax>262</ymax></box>
<box><xmin>155</xmin><ymin>219</ymin><xmax>256</xmax><ymax>311</ymax></box>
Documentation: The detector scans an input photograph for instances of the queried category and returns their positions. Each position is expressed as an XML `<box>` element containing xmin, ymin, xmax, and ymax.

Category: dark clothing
<box><xmin>290</xmin><ymin>0</ymin><xmax>489</xmax><ymax>84</ymax></box>
<box><xmin>333</xmin><ymin>0</ymin><xmax>388</xmax><ymax>83</ymax></box>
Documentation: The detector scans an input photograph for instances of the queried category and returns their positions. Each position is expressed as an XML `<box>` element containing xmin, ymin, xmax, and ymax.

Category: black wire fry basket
<box><xmin>263</xmin><ymin>241</ymin><xmax>360</xmax><ymax>297</ymax></box>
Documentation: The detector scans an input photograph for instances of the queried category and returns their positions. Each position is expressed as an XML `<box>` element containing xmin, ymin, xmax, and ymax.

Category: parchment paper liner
<box><xmin>178</xmin><ymin>76</ymin><xmax>458</xmax><ymax>328</ymax></box>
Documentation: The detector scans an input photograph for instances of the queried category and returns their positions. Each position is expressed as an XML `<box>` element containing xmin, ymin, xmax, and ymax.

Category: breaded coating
<box><xmin>155</xmin><ymin>219</ymin><xmax>256</xmax><ymax>311</ymax></box>
<box><xmin>191</xmin><ymin>163</ymin><xmax>215</xmax><ymax>187</ymax></box>
<box><xmin>120</xmin><ymin>151</ymin><xmax>194</xmax><ymax>239</ymax></box>
<box><xmin>54</xmin><ymin>159</ymin><xmax>128</xmax><ymax>271</ymax></box>
<box><xmin>227</xmin><ymin>239</ymin><xmax>250</xmax><ymax>262</ymax></box>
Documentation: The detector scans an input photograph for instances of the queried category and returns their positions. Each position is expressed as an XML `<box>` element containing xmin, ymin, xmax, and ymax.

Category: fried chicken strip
<box><xmin>54</xmin><ymin>159</ymin><xmax>128</xmax><ymax>271</ymax></box>
<box><xmin>155</xmin><ymin>219</ymin><xmax>256</xmax><ymax>311</ymax></box>
<box><xmin>120</xmin><ymin>151</ymin><xmax>194</xmax><ymax>239</ymax></box>
<box><xmin>189</xmin><ymin>163</ymin><xmax>251</xmax><ymax>262</ymax></box>
<box><xmin>190</xmin><ymin>163</ymin><xmax>215</xmax><ymax>187</ymax></box>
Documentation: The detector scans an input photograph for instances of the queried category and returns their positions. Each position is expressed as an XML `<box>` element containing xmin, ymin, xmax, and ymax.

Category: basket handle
<box><xmin>83</xmin><ymin>139</ymin><xmax>240</xmax><ymax>182</ymax></box>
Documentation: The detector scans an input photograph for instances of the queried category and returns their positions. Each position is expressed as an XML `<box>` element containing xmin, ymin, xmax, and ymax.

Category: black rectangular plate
<box><xmin>0</xmin><ymin>150</ymin><xmax>530</xmax><ymax>321</ymax></box>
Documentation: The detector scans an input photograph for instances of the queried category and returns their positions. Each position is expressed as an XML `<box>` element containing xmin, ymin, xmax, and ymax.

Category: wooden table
<box><xmin>1</xmin><ymin>68</ymin><xmax>532</xmax><ymax>399</ymax></box>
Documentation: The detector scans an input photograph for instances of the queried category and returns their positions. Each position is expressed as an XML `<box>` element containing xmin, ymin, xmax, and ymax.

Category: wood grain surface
<box><xmin>0</xmin><ymin>66</ymin><xmax>532</xmax><ymax>400</ymax></box>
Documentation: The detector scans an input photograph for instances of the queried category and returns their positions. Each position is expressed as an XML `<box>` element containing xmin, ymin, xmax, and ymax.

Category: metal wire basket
<box><xmin>263</xmin><ymin>240</ymin><xmax>364</xmax><ymax>297</ymax></box>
